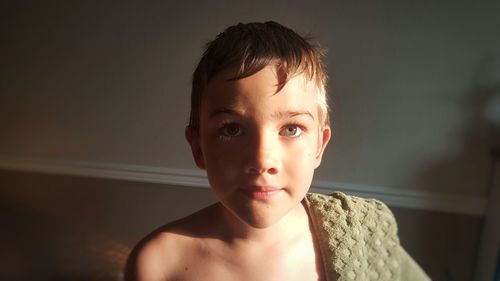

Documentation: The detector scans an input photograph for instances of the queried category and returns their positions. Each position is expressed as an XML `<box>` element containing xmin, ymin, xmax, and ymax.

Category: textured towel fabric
<box><xmin>304</xmin><ymin>192</ymin><xmax>431</xmax><ymax>281</ymax></box>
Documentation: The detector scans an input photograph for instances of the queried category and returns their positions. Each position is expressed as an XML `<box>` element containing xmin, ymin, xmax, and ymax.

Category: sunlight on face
<box><xmin>192</xmin><ymin>66</ymin><xmax>330</xmax><ymax>228</ymax></box>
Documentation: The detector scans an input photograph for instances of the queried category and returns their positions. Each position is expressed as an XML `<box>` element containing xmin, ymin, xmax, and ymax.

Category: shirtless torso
<box><xmin>125</xmin><ymin>202</ymin><xmax>326</xmax><ymax>281</ymax></box>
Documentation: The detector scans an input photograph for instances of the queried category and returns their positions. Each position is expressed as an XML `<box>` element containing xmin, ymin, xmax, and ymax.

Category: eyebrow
<box><xmin>209</xmin><ymin>108</ymin><xmax>315</xmax><ymax>121</ymax></box>
<box><xmin>272</xmin><ymin>110</ymin><xmax>315</xmax><ymax>121</ymax></box>
<box><xmin>209</xmin><ymin>108</ymin><xmax>241</xmax><ymax>118</ymax></box>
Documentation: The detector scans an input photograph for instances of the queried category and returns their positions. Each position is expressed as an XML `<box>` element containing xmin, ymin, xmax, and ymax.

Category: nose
<box><xmin>244</xmin><ymin>130</ymin><xmax>280</xmax><ymax>175</ymax></box>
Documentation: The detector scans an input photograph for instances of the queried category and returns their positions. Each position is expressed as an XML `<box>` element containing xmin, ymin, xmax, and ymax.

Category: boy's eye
<box><xmin>280</xmin><ymin>125</ymin><xmax>302</xmax><ymax>137</ymax></box>
<box><xmin>219</xmin><ymin>123</ymin><xmax>243</xmax><ymax>137</ymax></box>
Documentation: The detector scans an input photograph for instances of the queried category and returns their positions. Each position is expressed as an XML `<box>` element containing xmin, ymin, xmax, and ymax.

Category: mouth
<box><xmin>239</xmin><ymin>186</ymin><xmax>282</xmax><ymax>200</ymax></box>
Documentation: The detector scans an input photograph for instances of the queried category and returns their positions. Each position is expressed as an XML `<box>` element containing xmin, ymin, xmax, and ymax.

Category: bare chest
<box><xmin>174</xmin><ymin>239</ymin><xmax>324</xmax><ymax>281</ymax></box>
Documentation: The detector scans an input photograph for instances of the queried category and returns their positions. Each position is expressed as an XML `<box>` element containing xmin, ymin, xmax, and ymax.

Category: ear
<box><xmin>314</xmin><ymin>126</ymin><xmax>331</xmax><ymax>168</ymax></box>
<box><xmin>185</xmin><ymin>126</ymin><xmax>206</xmax><ymax>170</ymax></box>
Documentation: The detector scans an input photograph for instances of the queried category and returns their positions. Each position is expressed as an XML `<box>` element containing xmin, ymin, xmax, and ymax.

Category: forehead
<box><xmin>200</xmin><ymin>66</ymin><xmax>320</xmax><ymax>116</ymax></box>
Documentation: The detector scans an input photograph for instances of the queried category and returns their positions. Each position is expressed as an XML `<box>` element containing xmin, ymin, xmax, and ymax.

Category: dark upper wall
<box><xmin>1</xmin><ymin>1</ymin><xmax>500</xmax><ymax>196</ymax></box>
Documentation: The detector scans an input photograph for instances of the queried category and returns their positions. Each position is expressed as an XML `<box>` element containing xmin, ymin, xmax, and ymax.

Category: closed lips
<box><xmin>239</xmin><ymin>186</ymin><xmax>282</xmax><ymax>199</ymax></box>
<box><xmin>242</xmin><ymin>186</ymin><xmax>281</xmax><ymax>192</ymax></box>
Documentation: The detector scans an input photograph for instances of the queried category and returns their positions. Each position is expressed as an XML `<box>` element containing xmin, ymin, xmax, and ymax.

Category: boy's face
<box><xmin>186</xmin><ymin>66</ymin><xmax>331</xmax><ymax>228</ymax></box>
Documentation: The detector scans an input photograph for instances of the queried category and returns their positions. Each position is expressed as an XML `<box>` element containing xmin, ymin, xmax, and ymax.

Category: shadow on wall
<box><xmin>416</xmin><ymin>56</ymin><xmax>500</xmax><ymax>194</ymax></box>
<box><xmin>412</xmin><ymin>56</ymin><xmax>500</xmax><ymax>281</ymax></box>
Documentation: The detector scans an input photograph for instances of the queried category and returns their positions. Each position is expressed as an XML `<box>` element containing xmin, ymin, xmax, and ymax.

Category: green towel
<box><xmin>304</xmin><ymin>192</ymin><xmax>431</xmax><ymax>281</ymax></box>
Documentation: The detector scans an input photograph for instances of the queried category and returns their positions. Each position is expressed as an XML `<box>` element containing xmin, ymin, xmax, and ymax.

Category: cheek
<box><xmin>284</xmin><ymin>142</ymin><xmax>318</xmax><ymax>169</ymax></box>
<box><xmin>202</xmin><ymin>141</ymin><xmax>242</xmax><ymax>181</ymax></box>
<box><xmin>203</xmin><ymin>140</ymin><xmax>240</xmax><ymax>164</ymax></box>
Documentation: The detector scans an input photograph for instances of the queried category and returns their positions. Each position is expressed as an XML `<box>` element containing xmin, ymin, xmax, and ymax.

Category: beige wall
<box><xmin>0</xmin><ymin>169</ymin><xmax>482</xmax><ymax>281</ymax></box>
<box><xmin>1</xmin><ymin>1</ymin><xmax>499</xmax><ymax>196</ymax></box>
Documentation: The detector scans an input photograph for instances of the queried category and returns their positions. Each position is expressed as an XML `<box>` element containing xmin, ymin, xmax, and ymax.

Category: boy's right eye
<box><xmin>219</xmin><ymin>123</ymin><xmax>243</xmax><ymax>138</ymax></box>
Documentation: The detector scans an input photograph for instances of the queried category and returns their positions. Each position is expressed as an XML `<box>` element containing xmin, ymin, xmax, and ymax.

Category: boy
<box><xmin>125</xmin><ymin>21</ymin><xmax>430</xmax><ymax>281</ymax></box>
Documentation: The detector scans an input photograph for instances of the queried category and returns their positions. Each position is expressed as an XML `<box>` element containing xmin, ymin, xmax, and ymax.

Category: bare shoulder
<box><xmin>124</xmin><ymin>203</ymin><xmax>220</xmax><ymax>281</ymax></box>
<box><xmin>124</xmin><ymin>230</ymin><xmax>179</xmax><ymax>281</ymax></box>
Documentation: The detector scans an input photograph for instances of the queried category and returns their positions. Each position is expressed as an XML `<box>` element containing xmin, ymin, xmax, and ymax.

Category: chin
<box><xmin>217</xmin><ymin>190</ymin><xmax>305</xmax><ymax>229</ymax></box>
<box><xmin>233</xmin><ymin>206</ymin><xmax>289</xmax><ymax>229</ymax></box>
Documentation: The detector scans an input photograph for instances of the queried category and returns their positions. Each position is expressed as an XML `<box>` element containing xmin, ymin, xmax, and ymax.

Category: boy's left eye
<box><xmin>280</xmin><ymin>125</ymin><xmax>302</xmax><ymax>137</ymax></box>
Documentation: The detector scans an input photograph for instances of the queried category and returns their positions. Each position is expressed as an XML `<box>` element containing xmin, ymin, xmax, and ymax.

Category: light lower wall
<box><xmin>0</xmin><ymin>169</ymin><xmax>481</xmax><ymax>281</ymax></box>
